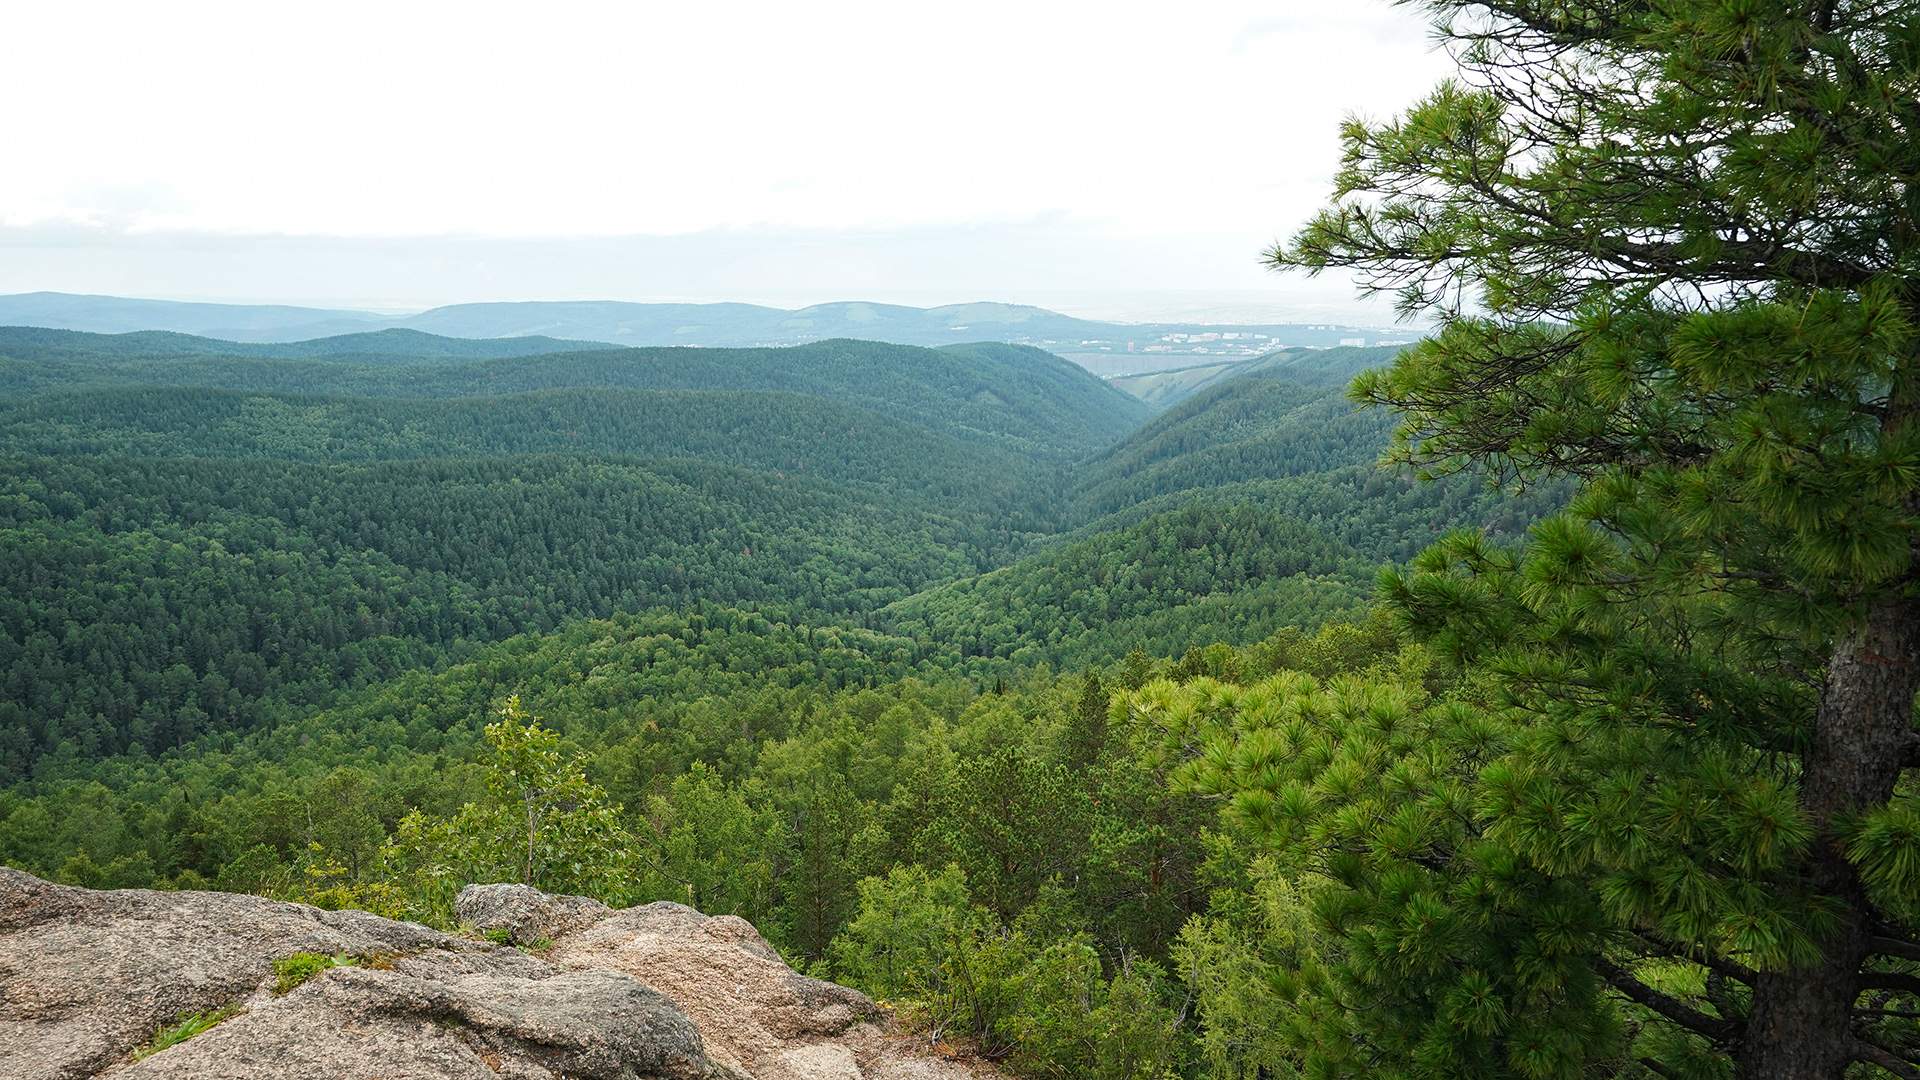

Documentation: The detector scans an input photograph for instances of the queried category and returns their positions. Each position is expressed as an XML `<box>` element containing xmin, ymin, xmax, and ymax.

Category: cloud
<box><xmin>8</xmin><ymin>2</ymin><xmax>1447</xmax><ymax>234</ymax></box>
<box><xmin>4</xmin><ymin>1</ymin><xmax>1449</xmax><ymax>317</ymax></box>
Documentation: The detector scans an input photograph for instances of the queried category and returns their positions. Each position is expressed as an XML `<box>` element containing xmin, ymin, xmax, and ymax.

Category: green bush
<box><xmin>829</xmin><ymin>864</ymin><xmax>979</xmax><ymax>1001</ymax></box>
<box><xmin>831</xmin><ymin>864</ymin><xmax>1181</xmax><ymax>1078</ymax></box>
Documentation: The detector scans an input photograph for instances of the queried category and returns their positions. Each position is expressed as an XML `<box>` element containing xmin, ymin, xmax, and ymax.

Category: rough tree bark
<box><xmin>1738</xmin><ymin>593</ymin><xmax>1920</xmax><ymax>1075</ymax></box>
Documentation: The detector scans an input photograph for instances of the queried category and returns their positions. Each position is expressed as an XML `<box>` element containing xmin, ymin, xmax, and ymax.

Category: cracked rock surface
<box><xmin>454</xmin><ymin>885</ymin><xmax>997</xmax><ymax>1080</ymax></box>
<box><xmin>0</xmin><ymin>868</ymin><xmax>996</xmax><ymax>1080</ymax></box>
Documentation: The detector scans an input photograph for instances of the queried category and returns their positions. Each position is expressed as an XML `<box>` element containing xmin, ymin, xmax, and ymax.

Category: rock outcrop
<box><xmin>0</xmin><ymin>868</ymin><xmax>996</xmax><ymax>1080</ymax></box>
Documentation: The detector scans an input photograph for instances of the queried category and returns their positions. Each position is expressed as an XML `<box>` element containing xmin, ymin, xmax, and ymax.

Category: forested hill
<box><xmin>0</xmin><ymin>325</ymin><xmax>600</xmax><ymax>362</ymax></box>
<box><xmin>1104</xmin><ymin>343</ymin><xmax>1391</xmax><ymax>410</ymax></box>
<box><xmin>0</xmin><ymin>328</ymin><xmax>1551</xmax><ymax>776</ymax></box>
<box><xmin>874</xmin><ymin>345</ymin><xmax>1561</xmax><ymax>663</ymax></box>
<box><xmin>0</xmin><ymin>386</ymin><xmax>1041</xmax><ymax>504</ymax></box>
<box><xmin>0</xmin><ymin>329</ymin><xmax>1151</xmax><ymax>776</ymax></box>
<box><xmin>0</xmin><ymin>329</ymin><xmax>1146</xmax><ymax>457</ymax></box>
<box><xmin>877</xmin><ymin>502</ymin><xmax>1380</xmax><ymax>666</ymax></box>
<box><xmin>1074</xmin><ymin>345</ymin><xmax>1400</xmax><ymax>516</ymax></box>
<box><xmin>0</xmin><ymin>319</ymin><xmax>1545</xmax><ymax>1076</ymax></box>
<box><xmin>0</xmin><ymin>291</ymin><xmax>1404</xmax><ymax>354</ymax></box>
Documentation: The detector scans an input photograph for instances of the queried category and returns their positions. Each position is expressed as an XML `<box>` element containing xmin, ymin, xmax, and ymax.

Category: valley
<box><xmin>0</xmin><ymin>326</ymin><xmax>1546</xmax><ymax>778</ymax></box>
<box><xmin>9</xmin><ymin>1</ymin><xmax>1916</xmax><ymax>1075</ymax></box>
<box><xmin>0</xmin><ymin>325</ymin><xmax>1543</xmax><ymax>1072</ymax></box>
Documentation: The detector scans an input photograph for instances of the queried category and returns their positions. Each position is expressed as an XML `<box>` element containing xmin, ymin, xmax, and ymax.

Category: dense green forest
<box><xmin>0</xmin><ymin>453</ymin><xmax>1006</xmax><ymax>768</ymax></box>
<box><xmin>10</xmin><ymin>3</ymin><xmax>1920</xmax><ymax>1076</ymax></box>
<box><xmin>0</xmin><ymin>323</ymin><xmax>1534</xmax><ymax>782</ymax></box>
<box><xmin>0</xmin><ymin>385</ymin><xmax>1055</xmax><ymax>505</ymax></box>
<box><xmin>0</xmin><ymin>332</ymin><xmax>1148</xmax><ymax>774</ymax></box>
<box><xmin>0</xmin><ymin>313</ymin><xmax>1571</xmax><ymax>1078</ymax></box>
<box><xmin>1072</xmin><ymin>348</ymin><xmax>1399</xmax><ymax>515</ymax></box>
<box><xmin>0</xmin><ymin>330</ymin><xmax>1143</xmax><ymax>455</ymax></box>
<box><xmin>877</xmin><ymin>502</ymin><xmax>1378</xmax><ymax>665</ymax></box>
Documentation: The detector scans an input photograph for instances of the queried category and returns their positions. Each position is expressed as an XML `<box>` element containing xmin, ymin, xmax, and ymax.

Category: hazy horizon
<box><xmin>4</xmin><ymin>0</ymin><xmax>1449</xmax><ymax>326</ymax></box>
<box><xmin>0</xmin><ymin>222</ymin><xmax>1418</xmax><ymax>326</ymax></box>
<box><xmin>0</xmin><ymin>283</ymin><xmax>1410</xmax><ymax>330</ymax></box>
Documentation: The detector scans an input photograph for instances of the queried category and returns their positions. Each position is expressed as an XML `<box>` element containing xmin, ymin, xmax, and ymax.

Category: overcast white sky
<box><xmin>1</xmin><ymin>1</ymin><xmax>1452</xmax><ymax>321</ymax></box>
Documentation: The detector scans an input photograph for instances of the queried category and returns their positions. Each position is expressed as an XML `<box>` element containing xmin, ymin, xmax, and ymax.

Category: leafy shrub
<box><xmin>831</xmin><ymin>864</ymin><xmax>1182</xmax><ymax>1078</ymax></box>
<box><xmin>830</xmin><ymin>864</ymin><xmax>979</xmax><ymax>1001</ymax></box>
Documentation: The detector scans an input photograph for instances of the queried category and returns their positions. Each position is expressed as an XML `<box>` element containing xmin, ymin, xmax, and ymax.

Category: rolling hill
<box><xmin>1102</xmin><ymin>360</ymin><xmax>1248</xmax><ymax>408</ymax></box>
<box><xmin>1074</xmin><ymin>346</ymin><xmax>1401</xmax><ymax>514</ymax></box>
<box><xmin>0</xmin><ymin>329</ymin><xmax>1146</xmax><ymax>458</ymax></box>
<box><xmin>0</xmin><ymin>319</ymin><xmax>1544</xmax><ymax>779</ymax></box>
<box><xmin>1103</xmin><ymin>344</ymin><xmax>1396</xmax><ymax>409</ymax></box>
<box><xmin>0</xmin><ymin>326</ymin><xmax>607</xmax><ymax>368</ymax></box>
<box><xmin>0</xmin><ymin>324</ymin><xmax>1557</xmax><ymax>776</ymax></box>
<box><xmin>0</xmin><ymin>292</ymin><xmax>384</xmax><ymax>340</ymax></box>
<box><xmin>0</xmin><ymin>291</ymin><xmax>1409</xmax><ymax>361</ymax></box>
<box><xmin>0</xmin><ymin>385</ymin><xmax>1077</xmax><ymax>534</ymax></box>
<box><xmin>869</xmin><ymin>343</ymin><xmax>1559</xmax><ymax>664</ymax></box>
<box><xmin>0</xmin><ymin>327</ymin><xmax>1149</xmax><ymax>776</ymax></box>
<box><xmin>876</xmin><ymin>501</ymin><xmax>1379</xmax><ymax>667</ymax></box>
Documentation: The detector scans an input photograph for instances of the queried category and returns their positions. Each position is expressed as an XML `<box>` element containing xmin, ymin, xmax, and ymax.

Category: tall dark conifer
<box><xmin>1264</xmin><ymin>2</ymin><xmax>1920</xmax><ymax>1076</ymax></box>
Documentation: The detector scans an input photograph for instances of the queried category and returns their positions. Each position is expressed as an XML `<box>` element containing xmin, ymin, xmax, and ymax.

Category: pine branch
<box><xmin>1593</xmin><ymin>956</ymin><xmax>1736</xmax><ymax>1042</ymax></box>
<box><xmin>1631</xmin><ymin>931</ymin><xmax>1758</xmax><ymax>986</ymax></box>
<box><xmin>1638</xmin><ymin>1056</ymin><xmax>1682</xmax><ymax>1080</ymax></box>
<box><xmin>1601</xmin><ymin>235</ymin><xmax>1877</xmax><ymax>291</ymax></box>
<box><xmin>1700</xmin><ymin>952</ymin><xmax>1758</xmax><ymax>986</ymax></box>
<box><xmin>1860</xmin><ymin>971</ymin><xmax>1920</xmax><ymax>996</ymax></box>
<box><xmin>1852</xmin><ymin>1039</ymin><xmax>1920</xmax><ymax>1080</ymax></box>
<box><xmin>1900</xmin><ymin>734</ymin><xmax>1920</xmax><ymax>770</ymax></box>
<box><xmin>1872</xmin><ymin>935</ymin><xmax>1920</xmax><ymax>963</ymax></box>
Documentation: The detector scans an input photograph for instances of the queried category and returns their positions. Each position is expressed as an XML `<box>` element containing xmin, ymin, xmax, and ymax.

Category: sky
<box><xmin>1</xmin><ymin>1</ymin><xmax>1453</xmax><ymax>323</ymax></box>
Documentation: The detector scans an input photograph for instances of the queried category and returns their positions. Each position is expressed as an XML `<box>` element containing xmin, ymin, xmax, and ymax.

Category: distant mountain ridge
<box><xmin>0</xmin><ymin>325</ymin><xmax>602</xmax><ymax>362</ymax></box>
<box><xmin>1105</xmin><ymin>344</ymin><xmax>1394</xmax><ymax>409</ymax></box>
<box><xmin>0</xmin><ymin>291</ymin><xmax>1410</xmax><ymax>367</ymax></box>
<box><xmin>0</xmin><ymin>292</ymin><xmax>385</xmax><ymax>340</ymax></box>
<box><xmin>0</xmin><ymin>326</ymin><xmax>1145</xmax><ymax>458</ymax></box>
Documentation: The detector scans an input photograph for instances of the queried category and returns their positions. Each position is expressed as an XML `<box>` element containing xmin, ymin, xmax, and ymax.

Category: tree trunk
<box><xmin>1737</xmin><ymin>596</ymin><xmax>1920</xmax><ymax>1078</ymax></box>
<box><xmin>525</xmin><ymin>796</ymin><xmax>537</xmax><ymax>887</ymax></box>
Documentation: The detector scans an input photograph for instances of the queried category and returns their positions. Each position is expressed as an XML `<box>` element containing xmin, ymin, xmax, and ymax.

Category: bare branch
<box><xmin>1593</xmin><ymin>956</ymin><xmax>1736</xmax><ymax>1042</ymax></box>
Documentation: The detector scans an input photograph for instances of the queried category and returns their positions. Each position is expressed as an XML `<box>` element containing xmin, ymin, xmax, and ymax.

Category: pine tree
<box><xmin>1065</xmin><ymin>671</ymin><xmax>1111</xmax><ymax>770</ymax></box>
<box><xmin>1261</xmin><ymin>3</ymin><xmax>1920</xmax><ymax>1076</ymax></box>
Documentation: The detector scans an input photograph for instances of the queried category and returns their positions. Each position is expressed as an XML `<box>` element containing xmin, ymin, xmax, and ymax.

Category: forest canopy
<box><xmin>7</xmin><ymin>3</ymin><xmax>1910</xmax><ymax>1078</ymax></box>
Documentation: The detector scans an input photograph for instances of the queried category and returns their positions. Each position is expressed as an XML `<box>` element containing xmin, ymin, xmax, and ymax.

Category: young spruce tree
<box><xmin>1254</xmin><ymin>2</ymin><xmax>1920</xmax><ymax>1077</ymax></box>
